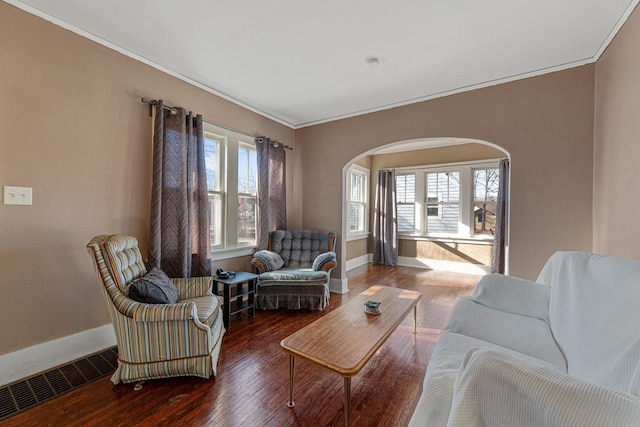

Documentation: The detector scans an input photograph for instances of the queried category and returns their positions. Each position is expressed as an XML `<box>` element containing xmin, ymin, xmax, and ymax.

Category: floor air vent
<box><xmin>0</xmin><ymin>347</ymin><xmax>118</xmax><ymax>421</ymax></box>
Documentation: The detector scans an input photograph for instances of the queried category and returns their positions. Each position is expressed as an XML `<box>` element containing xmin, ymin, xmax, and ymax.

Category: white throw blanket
<box><xmin>447</xmin><ymin>349</ymin><xmax>640</xmax><ymax>427</ymax></box>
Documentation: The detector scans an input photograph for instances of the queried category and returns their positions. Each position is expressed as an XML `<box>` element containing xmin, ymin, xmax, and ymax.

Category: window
<box><xmin>396</xmin><ymin>173</ymin><xmax>416</xmax><ymax>234</ymax></box>
<box><xmin>473</xmin><ymin>168</ymin><xmax>499</xmax><ymax>236</ymax></box>
<box><xmin>347</xmin><ymin>164</ymin><xmax>369</xmax><ymax>237</ymax></box>
<box><xmin>426</xmin><ymin>171</ymin><xmax>460</xmax><ymax>235</ymax></box>
<box><xmin>205</xmin><ymin>133</ymin><xmax>224</xmax><ymax>248</ymax></box>
<box><xmin>395</xmin><ymin>161</ymin><xmax>499</xmax><ymax>239</ymax></box>
<box><xmin>237</xmin><ymin>144</ymin><xmax>258</xmax><ymax>246</ymax></box>
<box><xmin>204</xmin><ymin>122</ymin><xmax>258</xmax><ymax>254</ymax></box>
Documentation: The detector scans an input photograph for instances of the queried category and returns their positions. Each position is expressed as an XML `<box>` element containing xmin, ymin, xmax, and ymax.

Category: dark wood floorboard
<box><xmin>2</xmin><ymin>265</ymin><xmax>479</xmax><ymax>427</ymax></box>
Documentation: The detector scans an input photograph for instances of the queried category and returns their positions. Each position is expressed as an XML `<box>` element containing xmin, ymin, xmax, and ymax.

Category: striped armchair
<box><xmin>86</xmin><ymin>234</ymin><xmax>225</xmax><ymax>385</ymax></box>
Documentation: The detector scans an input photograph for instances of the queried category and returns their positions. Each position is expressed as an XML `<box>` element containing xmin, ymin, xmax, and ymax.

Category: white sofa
<box><xmin>409</xmin><ymin>251</ymin><xmax>640</xmax><ymax>426</ymax></box>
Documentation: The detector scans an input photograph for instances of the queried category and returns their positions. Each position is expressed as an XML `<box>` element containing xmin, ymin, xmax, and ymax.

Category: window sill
<box><xmin>346</xmin><ymin>232</ymin><xmax>370</xmax><ymax>242</ymax></box>
<box><xmin>398</xmin><ymin>234</ymin><xmax>494</xmax><ymax>245</ymax></box>
<box><xmin>211</xmin><ymin>246</ymin><xmax>256</xmax><ymax>260</ymax></box>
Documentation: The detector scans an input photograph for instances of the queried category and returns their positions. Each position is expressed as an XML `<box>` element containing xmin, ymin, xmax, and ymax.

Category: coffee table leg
<box><xmin>413</xmin><ymin>305</ymin><xmax>418</xmax><ymax>334</ymax></box>
<box><xmin>287</xmin><ymin>355</ymin><xmax>295</xmax><ymax>408</ymax></box>
<box><xmin>344</xmin><ymin>377</ymin><xmax>351</xmax><ymax>426</ymax></box>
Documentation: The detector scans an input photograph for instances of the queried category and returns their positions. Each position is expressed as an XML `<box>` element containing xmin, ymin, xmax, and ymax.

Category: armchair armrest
<box><xmin>171</xmin><ymin>276</ymin><xmax>213</xmax><ymax>299</ymax></box>
<box><xmin>469</xmin><ymin>273</ymin><xmax>551</xmax><ymax>322</ymax></box>
<box><xmin>132</xmin><ymin>301</ymin><xmax>197</xmax><ymax>322</ymax></box>
<box><xmin>251</xmin><ymin>250</ymin><xmax>285</xmax><ymax>273</ymax></box>
<box><xmin>312</xmin><ymin>251</ymin><xmax>337</xmax><ymax>272</ymax></box>
<box><xmin>448</xmin><ymin>349</ymin><xmax>640</xmax><ymax>427</ymax></box>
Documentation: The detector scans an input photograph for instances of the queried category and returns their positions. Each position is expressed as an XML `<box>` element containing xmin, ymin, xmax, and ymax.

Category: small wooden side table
<box><xmin>212</xmin><ymin>271</ymin><xmax>259</xmax><ymax>327</ymax></box>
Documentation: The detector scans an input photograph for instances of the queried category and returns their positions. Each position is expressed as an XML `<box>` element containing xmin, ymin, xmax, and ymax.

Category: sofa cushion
<box><xmin>128</xmin><ymin>267</ymin><xmax>179</xmax><ymax>304</ymax></box>
<box><xmin>537</xmin><ymin>251</ymin><xmax>640</xmax><ymax>391</ymax></box>
<box><xmin>446</xmin><ymin>297</ymin><xmax>567</xmax><ymax>369</ymax></box>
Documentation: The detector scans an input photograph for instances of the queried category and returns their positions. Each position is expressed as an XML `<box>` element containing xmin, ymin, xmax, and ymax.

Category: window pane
<box><xmin>349</xmin><ymin>202</ymin><xmax>365</xmax><ymax>233</ymax></box>
<box><xmin>474</xmin><ymin>168</ymin><xmax>499</xmax><ymax>235</ymax></box>
<box><xmin>238</xmin><ymin>146</ymin><xmax>257</xmax><ymax>195</ymax></box>
<box><xmin>351</xmin><ymin>173</ymin><xmax>364</xmax><ymax>202</ymax></box>
<box><xmin>209</xmin><ymin>193</ymin><xmax>223</xmax><ymax>246</ymax></box>
<box><xmin>427</xmin><ymin>172</ymin><xmax>460</xmax><ymax>202</ymax></box>
<box><xmin>396</xmin><ymin>174</ymin><xmax>416</xmax><ymax>203</ymax></box>
<box><xmin>249</xmin><ymin>150</ymin><xmax>257</xmax><ymax>194</ymax></box>
<box><xmin>205</xmin><ymin>139</ymin><xmax>219</xmax><ymax>191</ymax></box>
<box><xmin>426</xmin><ymin>171</ymin><xmax>460</xmax><ymax>234</ymax></box>
<box><xmin>237</xmin><ymin>195</ymin><xmax>256</xmax><ymax>246</ymax></box>
<box><xmin>427</xmin><ymin>204</ymin><xmax>459</xmax><ymax>234</ymax></box>
<box><xmin>396</xmin><ymin>174</ymin><xmax>416</xmax><ymax>233</ymax></box>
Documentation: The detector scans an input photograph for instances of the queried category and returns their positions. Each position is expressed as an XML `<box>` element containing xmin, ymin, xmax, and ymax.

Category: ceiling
<box><xmin>6</xmin><ymin>0</ymin><xmax>640</xmax><ymax>128</ymax></box>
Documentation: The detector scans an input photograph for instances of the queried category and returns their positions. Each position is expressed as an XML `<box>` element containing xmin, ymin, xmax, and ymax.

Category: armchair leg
<box><xmin>134</xmin><ymin>380</ymin><xmax>145</xmax><ymax>391</ymax></box>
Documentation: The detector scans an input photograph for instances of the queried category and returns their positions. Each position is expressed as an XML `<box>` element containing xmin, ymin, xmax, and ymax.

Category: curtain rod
<box><xmin>141</xmin><ymin>98</ymin><xmax>292</xmax><ymax>150</ymax></box>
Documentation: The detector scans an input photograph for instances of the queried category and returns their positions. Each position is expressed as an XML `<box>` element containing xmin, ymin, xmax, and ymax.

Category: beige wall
<box><xmin>346</xmin><ymin>237</ymin><xmax>368</xmax><ymax>261</ymax></box>
<box><xmin>0</xmin><ymin>3</ymin><xmax>296</xmax><ymax>355</ymax></box>
<box><xmin>594</xmin><ymin>5</ymin><xmax>640</xmax><ymax>260</ymax></box>
<box><xmin>298</xmin><ymin>65</ymin><xmax>595</xmax><ymax>281</ymax></box>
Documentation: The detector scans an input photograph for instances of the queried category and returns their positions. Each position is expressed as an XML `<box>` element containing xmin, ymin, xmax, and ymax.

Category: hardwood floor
<box><xmin>3</xmin><ymin>265</ymin><xmax>479</xmax><ymax>427</ymax></box>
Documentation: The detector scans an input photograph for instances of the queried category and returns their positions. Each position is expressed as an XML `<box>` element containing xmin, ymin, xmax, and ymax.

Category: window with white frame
<box><xmin>204</xmin><ymin>122</ymin><xmax>258</xmax><ymax>253</ymax></box>
<box><xmin>347</xmin><ymin>164</ymin><xmax>369</xmax><ymax>237</ymax></box>
<box><xmin>395</xmin><ymin>161</ymin><xmax>499</xmax><ymax>239</ymax></box>
<box><xmin>426</xmin><ymin>171</ymin><xmax>460</xmax><ymax>235</ymax></box>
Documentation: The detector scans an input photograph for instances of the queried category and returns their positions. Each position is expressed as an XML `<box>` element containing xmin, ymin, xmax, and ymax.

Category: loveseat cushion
<box><xmin>259</xmin><ymin>269</ymin><xmax>328</xmax><ymax>285</ymax></box>
<box><xmin>269</xmin><ymin>230</ymin><xmax>335</xmax><ymax>268</ymax></box>
<box><xmin>446</xmin><ymin>298</ymin><xmax>567</xmax><ymax>369</ymax></box>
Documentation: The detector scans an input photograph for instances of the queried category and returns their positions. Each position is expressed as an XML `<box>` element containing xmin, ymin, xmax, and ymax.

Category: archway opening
<box><xmin>341</xmin><ymin>137</ymin><xmax>510</xmax><ymax>288</ymax></box>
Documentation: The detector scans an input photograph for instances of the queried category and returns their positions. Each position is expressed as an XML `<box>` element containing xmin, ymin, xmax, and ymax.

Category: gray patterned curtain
<box><xmin>373</xmin><ymin>169</ymin><xmax>398</xmax><ymax>265</ymax></box>
<box><xmin>149</xmin><ymin>100</ymin><xmax>211</xmax><ymax>278</ymax></box>
<box><xmin>491</xmin><ymin>158</ymin><xmax>510</xmax><ymax>274</ymax></box>
<box><xmin>256</xmin><ymin>137</ymin><xmax>286</xmax><ymax>250</ymax></box>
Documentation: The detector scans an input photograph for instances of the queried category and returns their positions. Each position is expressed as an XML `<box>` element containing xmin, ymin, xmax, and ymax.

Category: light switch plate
<box><xmin>4</xmin><ymin>186</ymin><xmax>32</xmax><ymax>205</ymax></box>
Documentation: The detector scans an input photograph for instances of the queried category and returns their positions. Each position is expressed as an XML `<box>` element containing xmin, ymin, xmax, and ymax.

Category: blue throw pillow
<box><xmin>127</xmin><ymin>267</ymin><xmax>179</xmax><ymax>304</ymax></box>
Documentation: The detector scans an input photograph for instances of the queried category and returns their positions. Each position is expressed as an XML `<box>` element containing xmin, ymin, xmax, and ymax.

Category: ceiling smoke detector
<box><xmin>366</xmin><ymin>56</ymin><xmax>381</xmax><ymax>67</ymax></box>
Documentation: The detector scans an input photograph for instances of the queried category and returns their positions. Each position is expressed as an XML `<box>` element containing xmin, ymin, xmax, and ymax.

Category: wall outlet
<box><xmin>4</xmin><ymin>186</ymin><xmax>33</xmax><ymax>205</ymax></box>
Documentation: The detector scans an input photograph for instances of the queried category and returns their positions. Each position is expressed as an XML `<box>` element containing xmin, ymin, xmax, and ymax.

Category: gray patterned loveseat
<box><xmin>251</xmin><ymin>230</ymin><xmax>337</xmax><ymax>311</ymax></box>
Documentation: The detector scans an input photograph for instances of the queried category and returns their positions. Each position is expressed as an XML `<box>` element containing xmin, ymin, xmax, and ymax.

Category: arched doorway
<box><xmin>341</xmin><ymin>137</ymin><xmax>510</xmax><ymax>290</ymax></box>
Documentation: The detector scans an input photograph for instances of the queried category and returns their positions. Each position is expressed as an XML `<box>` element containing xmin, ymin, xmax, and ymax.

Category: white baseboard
<box><xmin>330</xmin><ymin>277</ymin><xmax>349</xmax><ymax>294</ymax></box>
<box><xmin>397</xmin><ymin>256</ymin><xmax>490</xmax><ymax>275</ymax></box>
<box><xmin>0</xmin><ymin>325</ymin><xmax>117</xmax><ymax>386</ymax></box>
<box><xmin>346</xmin><ymin>254</ymin><xmax>370</xmax><ymax>271</ymax></box>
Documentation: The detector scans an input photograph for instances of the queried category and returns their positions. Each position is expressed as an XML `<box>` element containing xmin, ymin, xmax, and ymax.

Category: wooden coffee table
<box><xmin>280</xmin><ymin>285</ymin><xmax>422</xmax><ymax>426</ymax></box>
